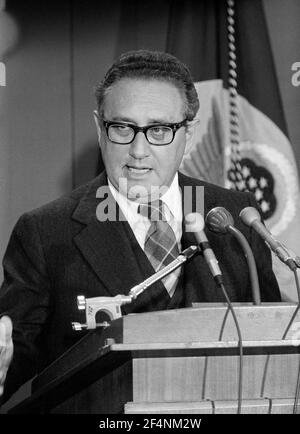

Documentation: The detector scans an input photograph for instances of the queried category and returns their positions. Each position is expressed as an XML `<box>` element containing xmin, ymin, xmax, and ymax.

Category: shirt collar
<box><xmin>107</xmin><ymin>173</ymin><xmax>181</xmax><ymax>221</ymax></box>
<box><xmin>160</xmin><ymin>173</ymin><xmax>181</xmax><ymax>222</ymax></box>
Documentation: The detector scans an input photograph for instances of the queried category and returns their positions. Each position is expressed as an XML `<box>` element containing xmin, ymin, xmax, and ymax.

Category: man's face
<box><xmin>95</xmin><ymin>78</ymin><xmax>193</xmax><ymax>201</ymax></box>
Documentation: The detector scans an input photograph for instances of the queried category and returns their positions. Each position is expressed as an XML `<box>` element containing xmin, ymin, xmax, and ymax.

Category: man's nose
<box><xmin>129</xmin><ymin>132</ymin><xmax>151</xmax><ymax>159</ymax></box>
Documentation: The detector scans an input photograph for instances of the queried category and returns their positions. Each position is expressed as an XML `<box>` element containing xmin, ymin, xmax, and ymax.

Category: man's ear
<box><xmin>184</xmin><ymin>118</ymin><xmax>199</xmax><ymax>155</ymax></box>
<box><xmin>93</xmin><ymin>110</ymin><xmax>102</xmax><ymax>142</ymax></box>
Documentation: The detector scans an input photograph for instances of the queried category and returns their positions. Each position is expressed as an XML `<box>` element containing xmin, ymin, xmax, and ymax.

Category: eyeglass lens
<box><xmin>108</xmin><ymin>124</ymin><xmax>174</xmax><ymax>145</ymax></box>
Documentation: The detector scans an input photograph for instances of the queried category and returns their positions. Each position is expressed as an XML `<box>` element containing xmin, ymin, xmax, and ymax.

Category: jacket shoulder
<box><xmin>179</xmin><ymin>172</ymin><xmax>254</xmax><ymax>206</ymax></box>
<box><xmin>23</xmin><ymin>176</ymin><xmax>102</xmax><ymax>221</ymax></box>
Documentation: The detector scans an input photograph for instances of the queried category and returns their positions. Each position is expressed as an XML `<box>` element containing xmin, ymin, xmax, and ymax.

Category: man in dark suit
<box><xmin>0</xmin><ymin>50</ymin><xmax>280</xmax><ymax>402</ymax></box>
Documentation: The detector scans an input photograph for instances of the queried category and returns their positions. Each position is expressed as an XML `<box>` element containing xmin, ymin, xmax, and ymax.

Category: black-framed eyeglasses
<box><xmin>102</xmin><ymin>119</ymin><xmax>187</xmax><ymax>146</ymax></box>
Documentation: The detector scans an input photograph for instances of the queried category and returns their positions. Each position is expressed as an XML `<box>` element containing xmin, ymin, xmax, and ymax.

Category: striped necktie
<box><xmin>138</xmin><ymin>200</ymin><xmax>180</xmax><ymax>297</ymax></box>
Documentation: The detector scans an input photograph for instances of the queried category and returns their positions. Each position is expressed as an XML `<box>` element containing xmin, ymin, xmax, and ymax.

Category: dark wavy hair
<box><xmin>95</xmin><ymin>50</ymin><xmax>199</xmax><ymax>121</ymax></box>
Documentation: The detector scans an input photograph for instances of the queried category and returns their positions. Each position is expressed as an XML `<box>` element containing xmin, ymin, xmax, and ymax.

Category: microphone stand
<box><xmin>72</xmin><ymin>245</ymin><xmax>199</xmax><ymax>330</ymax></box>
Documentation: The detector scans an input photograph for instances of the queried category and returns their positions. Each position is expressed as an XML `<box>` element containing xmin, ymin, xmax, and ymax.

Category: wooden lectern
<box><xmin>8</xmin><ymin>303</ymin><xmax>300</xmax><ymax>414</ymax></box>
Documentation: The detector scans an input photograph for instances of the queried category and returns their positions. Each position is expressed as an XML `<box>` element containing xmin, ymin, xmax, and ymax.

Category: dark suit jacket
<box><xmin>0</xmin><ymin>172</ymin><xmax>280</xmax><ymax>400</ymax></box>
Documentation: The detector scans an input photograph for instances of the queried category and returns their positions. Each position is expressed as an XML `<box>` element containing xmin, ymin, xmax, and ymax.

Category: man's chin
<box><xmin>125</xmin><ymin>181</ymin><xmax>154</xmax><ymax>202</ymax></box>
<box><xmin>117</xmin><ymin>177</ymin><xmax>170</xmax><ymax>203</ymax></box>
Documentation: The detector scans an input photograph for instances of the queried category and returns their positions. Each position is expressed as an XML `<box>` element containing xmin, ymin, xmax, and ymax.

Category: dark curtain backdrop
<box><xmin>166</xmin><ymin>0</ymin><xmax>287</xmax><ymax>134</ymax></box>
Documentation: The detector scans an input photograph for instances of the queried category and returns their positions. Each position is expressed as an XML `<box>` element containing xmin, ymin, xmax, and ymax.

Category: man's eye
<box><xmin>150</xmin><ymin>126</ymin><xmax>169</xmax><ymax>136</ymax></box>
<box><xmin>112</xmin><ymin>125</ymin><xmax>131</xmax><ymax>135</ymax></box>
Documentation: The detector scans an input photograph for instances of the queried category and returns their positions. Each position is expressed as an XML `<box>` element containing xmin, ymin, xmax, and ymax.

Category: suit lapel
<box><xmin>72</xmin><ymin>173</ymin><xmax>146</xmax><ymax>297</ymax></box>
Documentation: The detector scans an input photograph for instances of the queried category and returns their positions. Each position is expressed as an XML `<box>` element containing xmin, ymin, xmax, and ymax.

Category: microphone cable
<box><xmin>239</xmin><ymin>205</ymin><xmax>300</xmax><ymax>411</ymax></box>
<box><xmin>218</xmin><ymin>281</ymin><xmax>244</xmax><ymax>415</ymax></box>
<box><xmin>185</xmin><ymin>212</ymin><xmax>244</xmax><ymax>414</ymax></box>
<box><xmin>205</xmin><ymin>206</ymin><xmax>260</xmax><ymax>412</ymax></box>
<box><xmin>288</xmin><ymin>270</ymin><xmax>300</xmax><ymax>414</ymax></box>
<box><xmin>260</xmin><ymin>269</ymin><xmax>300</xmax><ymax>413</ymax></box>
<box><xmin>210</xmin><ymin>206</ymin><xmax>300</xmax><ymax>412</ymax></box>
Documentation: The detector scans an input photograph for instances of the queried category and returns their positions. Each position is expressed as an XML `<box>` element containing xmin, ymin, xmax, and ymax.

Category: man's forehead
<box><xmin>102</xmin><ymin>77</ymin><xmax>186</xmax><ymax>121</ymax></box>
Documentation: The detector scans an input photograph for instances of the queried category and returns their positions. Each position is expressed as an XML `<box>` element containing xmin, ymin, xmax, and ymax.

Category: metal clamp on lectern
<box><xmin>71</xmin><ymin>294</ymin><xmax>132</xmax><ymax>330</ymax></box>
<box><xmin>71</xmin><ymin>245</ymin><xmax>199</xmax><ymax>331</ymax></box>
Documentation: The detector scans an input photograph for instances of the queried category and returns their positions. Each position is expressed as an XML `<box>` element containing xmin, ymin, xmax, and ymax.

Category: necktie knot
<box><xmin>138</xmin><ymin>200</ymin><xmax>168</xmax><ymax>222</ymax></box>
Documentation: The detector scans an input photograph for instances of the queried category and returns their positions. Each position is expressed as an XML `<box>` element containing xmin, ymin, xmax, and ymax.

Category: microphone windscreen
<box><xmin>206</xmin><ymin>207</ymin><xmax>234</xmax><ymax>233</ymax></box>
<box><xmin>185</xmin><ymin>212</ymin><xmax>205</xmax><ymax>233</ymax></box>
<box><xmin>239</xmin><ymin>207</ymin><xmax>261</xmax><ymax>226</ymax></box>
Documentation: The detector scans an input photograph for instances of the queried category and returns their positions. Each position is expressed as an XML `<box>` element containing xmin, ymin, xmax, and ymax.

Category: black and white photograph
<box><xmin>0</xmin><ymin>0</ymin><xmax>300</xmax><ymax>419</ymax></box>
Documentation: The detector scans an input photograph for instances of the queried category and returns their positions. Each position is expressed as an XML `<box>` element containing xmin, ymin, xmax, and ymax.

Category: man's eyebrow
<box><xmin>147</xmin><ymin>118</ymin><xmax>173</xmax><ymax>124</ymax></box>
<box><xmin>108</xmin><ymin>116</ymin><xmax>175</xmax><ymax>124</ymax></box>
<box><xmin>108</xmin><ymin>116</ymin><xmax>136</xmax><ymax>124</ymax></box>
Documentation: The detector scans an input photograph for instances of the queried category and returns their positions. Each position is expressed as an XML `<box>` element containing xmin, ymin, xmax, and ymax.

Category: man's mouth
<box><xmin>126</xmin><ymin>165</ymin><xmax>152</xmax><ymax>174</ymax></box>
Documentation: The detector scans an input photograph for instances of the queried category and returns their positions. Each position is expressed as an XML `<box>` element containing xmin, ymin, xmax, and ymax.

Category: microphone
<box><xmin>206</xmin><ymin>207</ymin><xmax>261</xmax><ymax>305</ymax></box>
<box><xmin>129</xmin><ymin>245</ymin><xmax>199</xmax><ymax>299</ymax></box>
<box><xmin>239</xmin><ymin>207</ymin><xmax>299</xmax><ymax>271</ymax></box>
<box><xmin>185</xmin><ymin>212</ymin><xmax>223</xmax><ymax>285</ymax></box>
